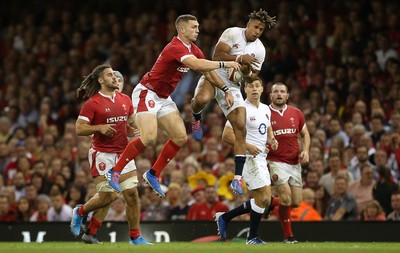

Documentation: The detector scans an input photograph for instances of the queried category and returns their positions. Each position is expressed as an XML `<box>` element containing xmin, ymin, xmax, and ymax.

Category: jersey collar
<box><xmin>98</xmin><ymin>91</ymin><xmax>116</xmax><ymax>102</ymax></box>
<box><xmin>269</xmin><ymin>104</ymin><xmax>287</xmax><ymax>116</ymax></box>
<box><xmin>177</xmin><ymin>36</ymin><xmax>192</xmax><ymax>51</ymax></box>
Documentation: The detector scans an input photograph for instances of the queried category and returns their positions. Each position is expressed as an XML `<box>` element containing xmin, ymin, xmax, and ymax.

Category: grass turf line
<box><xmin>1</xmin><ymin>242</ymin><xmax>400</xmax><ymax>253</ymax></box>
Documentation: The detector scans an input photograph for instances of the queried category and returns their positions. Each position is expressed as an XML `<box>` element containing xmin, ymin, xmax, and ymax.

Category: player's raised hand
<box><xmin>224</xmin><ymin>91</ymin><xmax>234</xmax><ymax>109</ymax></box>
<box><xmin>224</xmin><ymin>61</ymin><xmax>241</xmax><ymax>71</ymax></box>
<box><xmin>241</xmin><ymin>54</ymin><xmax>259</xmax><ymax>65</ymax></box>
<box><xmin>99</xmin><ymin>124</ymin><xmax>117</xmax><ymax>136</ymax></box>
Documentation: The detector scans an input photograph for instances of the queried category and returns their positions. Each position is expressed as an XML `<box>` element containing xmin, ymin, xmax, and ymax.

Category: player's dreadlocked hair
<box><xmin>249</xmin><ymin>9</ymin><xmax>276</xmax><ymax>28</ymax></box>
<box><xmin>76</xmin><ymin>64</ymin><xmax>111</xmax><ymax>99</ymax></box>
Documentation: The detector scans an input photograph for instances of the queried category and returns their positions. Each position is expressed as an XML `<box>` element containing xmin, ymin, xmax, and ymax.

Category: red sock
<box><xmin>271</xmin><ymin>197</ymin><xmax>280</xmax><ymax>207</ymax></box>
<box><xmin>129</xmin><ymin>229</ymin><xmax>140</xmax><ymax>239</ymax></box>
<box><xmin>278</xmin><ymin>205</ymin><xmax>293</xmax><ymax>239</ymax></box>
<box><xmin>87</xmin><ymin>218</ymin><xmax>102</xmax><ymax>235</ymax></box>
<box><xmin>114</xmin><ymin>138</ymin><xmax>146</xmax><ymax>172</ymax></box>
<box><xmin>152</xmin><ymin>139</ymin><xmax>180</xmax><ymax>177</ymax></box>
<box><xmin>78</xmin><ymin>205</ymin><xmax>87</xmax><ymax>216</ymax></box>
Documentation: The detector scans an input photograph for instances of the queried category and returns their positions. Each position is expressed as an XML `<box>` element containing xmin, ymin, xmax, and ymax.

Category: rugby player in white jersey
<box><xmin>191</xmin><ymin>9</ymin><xmax>276</xmax><ymax>195</ymax></box>
<box><xmin>215</xmin><ymin>79</ymin><xmax>278</xmax><ymax>244</ymax></box>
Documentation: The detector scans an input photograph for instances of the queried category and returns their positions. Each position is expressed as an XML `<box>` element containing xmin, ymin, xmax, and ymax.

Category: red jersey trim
<box><xmin>137</xmin><ymin>90</ymin><xmax>149</xmax><ymax>112</ymax></box>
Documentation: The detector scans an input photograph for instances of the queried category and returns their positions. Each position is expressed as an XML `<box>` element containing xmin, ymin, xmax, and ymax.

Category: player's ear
<box><xmin>98</xmin><ymin>77</ymin><xmax>104</xmax><ymax>84</ymax></box>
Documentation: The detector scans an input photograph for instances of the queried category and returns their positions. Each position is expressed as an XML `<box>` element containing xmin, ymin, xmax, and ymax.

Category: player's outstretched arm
<box><xmin>182</xmin><ymin>56</ymin><xmax>240</xmax><ymax>72</ymax></box>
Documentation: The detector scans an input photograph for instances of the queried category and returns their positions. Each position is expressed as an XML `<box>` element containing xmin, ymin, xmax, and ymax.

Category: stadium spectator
<box><xmin>348</xmin><ymin>165</ymin><xmax>375</xmax><ymax>213</ymax></box>
<box><xmin>15</xmin><ymin>197</ymin><xmax>33</xmax><ymax>222</ymax></box>
<box><xmin>359</xmin><ymin>200</ymin><xmax>386</xmax><ymax>221</ymax></box>
<box><xmin>30</xmin><ymin>194</ymin><xmax>51</xmax><ymax>222</ymax></box>
<box><xmin>0</xmin><ymin>193</ymin><xmax>17</xmax><ymax>221</ymax></box>
<box><xmin>105</xmin><ymin>197</ymin><xmax>127</xmax><ymax>222</ymax></box>
<box><xmin>290</xmin><ymin>188</ymin><xmax>322</xmax><ymax>221</ymax></box>
<box><xmin>187</xmin><ymin>185</ymin><xmax>228</xmax><ymax>220</ymax></box>
<box><xmin>47</xmin><ymin>190</ymin><xmax>72</xmax><ymax>222</ymax></box>
<box><xmin>348</xmin><ymin>146</ymin><xmax>375</xmax><ymax>181</ymax></box>
<box><xmin>387</xmin><ymin>193</ymin><xmax>400</xmax><ymax>221</ymax></box>
<box><xmin>320</xmin><ymin>155</ymin><xmax>353</xmax><ymax>196</ymax></box>
<box><xmin>325</xmin><ymin>177</ymin><xmax>358</xmax><ymax>221</ymax></box>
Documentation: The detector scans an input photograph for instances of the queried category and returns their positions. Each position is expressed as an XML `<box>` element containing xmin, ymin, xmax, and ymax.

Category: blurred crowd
<box><xmin>1</xmin><ymin>0</ymin><xmax>400</xmax><ymax>222</ymax></box>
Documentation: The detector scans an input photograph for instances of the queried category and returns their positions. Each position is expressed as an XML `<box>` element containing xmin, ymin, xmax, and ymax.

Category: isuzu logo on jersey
<box><xmin>273</xmin><ymin>128</ymin><xmax>296</xmax><ymax>136</ymax></box>
<box><xmin>177</xmin><ymin>66</ymin><xmax>190</xmax><ymax>73</ymax></box>
<box><xmin>106</xmin><ymin>116</ymin><xmax>128</xmax><ymax>123</ymax></box>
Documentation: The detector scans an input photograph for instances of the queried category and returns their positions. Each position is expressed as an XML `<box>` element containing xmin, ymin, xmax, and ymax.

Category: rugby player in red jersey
<box><xmin>105</xmin><ymin>14</ymin><xmax>240</xmax><ymax>198</ymax></box>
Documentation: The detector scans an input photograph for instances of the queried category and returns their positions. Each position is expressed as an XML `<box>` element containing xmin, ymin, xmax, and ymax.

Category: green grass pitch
<box><xmin>1</xmin><ymin>242</ymin><xmax>400</xmax><ymax>253</ymax></box>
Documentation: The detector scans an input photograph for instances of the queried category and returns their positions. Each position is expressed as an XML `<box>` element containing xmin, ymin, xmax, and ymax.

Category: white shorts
<box><xmin>88</xmin><ymin>148</ymin><xmax>136</xmax><ymax>177</ymax></box>
<box><xmin>132</xmin><ymin>83</ymin><xmax>178</xmax><ymax>118</ymax></box>
<box><xmin>198</xmin><ymin>75</ymin><xmax>245</xmax><ymax>117</ymax></box>
<box><xmin>243</xmin><ymin>155</ymin><xmax>271</xmax><ymax>190</ymax></box>
<box><xmin>268</xmin><ymin>161</ymin><xmax>302</xmax><ymax>187</ymax></box>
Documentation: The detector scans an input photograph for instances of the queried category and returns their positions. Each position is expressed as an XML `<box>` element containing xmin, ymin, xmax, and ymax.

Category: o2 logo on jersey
<box><xmin>99</xmin><ymin>162</ymin><xmax>106</xmax><ymax>171</ymax></box>
<box><xmin>258</xmin><ymin>123</ymin><xmax>267</xmax><ymax>135</ymax></box>
<box><xmin>148</xmin><ymin>100</ymin><xmax>155</xmax><ymax>108</ymax></box>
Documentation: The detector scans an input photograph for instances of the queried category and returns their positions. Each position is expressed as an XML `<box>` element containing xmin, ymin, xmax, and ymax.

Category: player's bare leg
<box><xmin>226</xmin><ymin>107</ymin><xmax>247</xmax><ymax>194</ymax></box>
<box><xmin>274</xmin><ymin>183</ymin><xmax>298</xmax><ymax>243</ymax></box>
<box><xmin>143</xmin><ymin>111</ymin><xmax>187</xmax><ymax>198</ymax></box>
<box><xmin>191</xmin><ymin>77</ymin><xmax>215</xmax><ymax>141</ymax></box>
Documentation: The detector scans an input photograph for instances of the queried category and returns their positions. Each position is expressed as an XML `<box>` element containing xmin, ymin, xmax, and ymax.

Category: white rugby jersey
<box><xmin>226</xmin><ymin>100</ymin><xmax>271</xmax><ymax>156</ymax></box>
<box><xmin>214</xmin><ymin>27</ymin><xmax>266</xmax><ymax>84</ymax></box>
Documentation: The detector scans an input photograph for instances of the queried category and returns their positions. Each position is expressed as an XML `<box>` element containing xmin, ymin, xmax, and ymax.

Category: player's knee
<box><xmin>123</xmin><ymin>189</ymin><xmax>139</xmax><ymax>206</ymax></box>
<box><xmin>232</xmin><ymin>119</ymin><xmax>246</xmax><ymax>134</ymax></box>
<box><xmin>141</xmin><ymin>133</ymin><xmax>157</xmax><ymax>146</ymax></box>
<box><xmin>279</xmin><ymin>194</ymin><xmax>292</xmax><ymax>206</ymax></box>
<box><xmin>100</xmin><ymin>192</ymin><xmax>118</xmax><ymax>205</ymax></box>
<box><xmin>172</xmin><ymin>133</ymin><xmax>187</xmax><ymax>146</ymax></box>
<box><xmin>193</xmin><ymin>92</ymin><xmax>211</xmax><ymax>107</ymax></box>
<box><xmin>291</xmin><ymin>200</ymin><xmax>301</xmax><ymax>208</ymax></box>
<box><xmin>258</xmin><ymin>195</ymin><xmax>270</xmax><ymax>208</ymax></box>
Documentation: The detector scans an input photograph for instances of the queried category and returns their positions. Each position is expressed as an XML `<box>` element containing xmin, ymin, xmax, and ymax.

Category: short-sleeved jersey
<box><xmin>78</xmin><ymin>92</ymin><xmax>134</xmax><ymax>153</ymax></box>
<box><xmin>226</xmin><ymin>100</ymin><xmax>271</xmax><ymax>157</ymax></box>
<box><xmin>140</xmin><ymin>36</ymin><xmax>205</xmax><ymax>98</ymax></box>
<box><xmin>214</xmin><ymin>27</ymin><xmax>266</xmax><ymax>83</ymax></box>
<box><xmin>267</xmin><ymin>104</ymin><xmax>306</xmax><ymax>165</ymax></box>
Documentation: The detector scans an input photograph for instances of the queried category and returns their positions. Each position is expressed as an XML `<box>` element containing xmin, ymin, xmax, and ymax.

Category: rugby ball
<box><xmin>227</xmin><ymin>68</ymin><xmax>243</xmax><ymax>83</ymax></box>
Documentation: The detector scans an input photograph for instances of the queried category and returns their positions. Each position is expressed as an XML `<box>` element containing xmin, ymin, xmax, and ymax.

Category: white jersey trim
<box><xmin>181</xmin><ymin>54</ymin><xmax>195</xmax><ymax>62</ymax></box>
<box><xmin>78</xmin><ymin>115</ymin><xmax>90</xmax><ymax>122</ymax></box>
<box><xmin>269</xmin><ymin>104</ymin><xmax>288</xmax><ymax>117</ymax></box>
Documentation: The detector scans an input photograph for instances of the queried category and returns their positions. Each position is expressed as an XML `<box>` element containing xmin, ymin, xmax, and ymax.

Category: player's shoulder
<box><xmin>222</xmin><ymin>27</ymin><xmax>243</xmax><ymax>36</ymax></box>
<box><xmin>116</xmin><ymin>92</ymin><xmax>130</xmax><ymax>100</ymax></box>
<box><xmin>260</xmin><ymin>103</ymin><xmax>271</xmax><ymax>113</ymax></box>
<box><xmin>287</xmin><ymin>105</ymin><xmax>303</xmax><ymax>114</ymax></box>
<box><xmin>85</xmin><ymin>93</ymin><xmax>101</xmax><ymax>105</ymax></box>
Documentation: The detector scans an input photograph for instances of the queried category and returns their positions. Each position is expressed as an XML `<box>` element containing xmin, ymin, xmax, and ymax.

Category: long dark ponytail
<box><xmin>76</xmin><ymin>64</ymin><xmax>111</xmax><ymax>99</ymax></box>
